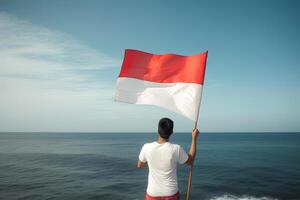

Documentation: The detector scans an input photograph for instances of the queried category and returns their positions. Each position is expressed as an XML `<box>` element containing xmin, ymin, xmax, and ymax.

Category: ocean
<box><xmin>0</xmin><ymin>132</ymin><xmax>299</xmax><ymax>200</ymax></box>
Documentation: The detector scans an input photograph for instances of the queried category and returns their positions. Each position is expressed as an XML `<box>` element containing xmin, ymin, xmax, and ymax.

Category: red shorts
<box><xmin>145</xmin><ymin>192</ymin><xmax>180</xmax><ymax>200</ymax></box>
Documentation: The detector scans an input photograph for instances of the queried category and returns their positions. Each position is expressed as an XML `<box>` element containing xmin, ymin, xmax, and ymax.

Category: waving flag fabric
<box><xmin>115</xmin><ymin>49</ymin><xmax>208</xmax><ymax>122</ymax></box>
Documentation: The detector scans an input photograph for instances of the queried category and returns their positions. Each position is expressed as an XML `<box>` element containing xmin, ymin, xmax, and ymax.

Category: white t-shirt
<box><xmin>139</xmin><ymin>141</ymin><xmax>189</xmax><ymax>197</ymax></box>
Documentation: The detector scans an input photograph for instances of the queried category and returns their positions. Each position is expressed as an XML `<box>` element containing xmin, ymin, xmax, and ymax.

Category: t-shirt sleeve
<box><xmin>177</xmin><ymin>145</ymin><xmax>189</xmax><ymax>164</ymax></box>
<box><xmin>138</xmin><ymin>144</ymin><xmax>147</xmax><ymax>162</ymax></box>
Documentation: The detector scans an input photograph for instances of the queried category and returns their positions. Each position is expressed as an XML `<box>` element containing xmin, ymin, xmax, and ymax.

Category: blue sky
<box><xmin>0</xmin><ymin>0</ymin><xmax>299</xmax><ymax>132</ymax></box>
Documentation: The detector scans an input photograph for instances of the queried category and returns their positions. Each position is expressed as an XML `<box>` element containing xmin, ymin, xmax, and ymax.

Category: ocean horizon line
<box><xmin>0</xmin><ymin>131</ymin><xmax>299</xmax><ymax>134</ymax></box>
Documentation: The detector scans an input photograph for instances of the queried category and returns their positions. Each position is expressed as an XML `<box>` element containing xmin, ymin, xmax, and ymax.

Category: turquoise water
<box><xmin>0</xmin><ymin>132</ymin><xmax>299</xmax><ymax>200</ymax></box>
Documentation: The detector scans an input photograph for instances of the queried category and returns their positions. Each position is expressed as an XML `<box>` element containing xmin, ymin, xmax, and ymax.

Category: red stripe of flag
<box><xmin>119</xmin><ymin>49</ymin><xmax>208</xmax><ymax>84</ymax></box>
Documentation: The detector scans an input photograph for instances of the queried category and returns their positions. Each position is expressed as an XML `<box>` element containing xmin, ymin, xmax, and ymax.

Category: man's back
<box><xmin>137</xmin><ymin>118</ymin><xmax>199</xmax><ymax>200</ymax></box>
<box><xmin>139</xmin><ymin>141</ymin><xmax>188</xmax><ymax>197</ymax></box>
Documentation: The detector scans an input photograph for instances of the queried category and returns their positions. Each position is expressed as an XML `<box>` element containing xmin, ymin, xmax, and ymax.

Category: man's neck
<box><xmin>157</xmin><ymin>136</ymin><xmax>168</xmax><ymax>144</ymax></box>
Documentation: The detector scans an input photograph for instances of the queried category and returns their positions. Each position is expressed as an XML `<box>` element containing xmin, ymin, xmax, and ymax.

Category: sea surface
<box><xmin>0</xmin><ymin>132</ymin><xmax>299</xmax><ymax>200</ymax></box>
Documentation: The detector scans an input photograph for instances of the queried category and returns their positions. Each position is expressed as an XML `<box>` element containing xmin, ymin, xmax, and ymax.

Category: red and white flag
<box><xmin>115</xmin><ymin>49</ymin><xmax>208</xmax><ymax>122</ymax></box>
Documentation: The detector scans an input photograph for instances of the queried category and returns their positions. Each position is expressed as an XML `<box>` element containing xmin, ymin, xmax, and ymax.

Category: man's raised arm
<box><xmin>185</xmin><ymin>128</ymin><xmax>199</xmax><ymax>165</ymax></box>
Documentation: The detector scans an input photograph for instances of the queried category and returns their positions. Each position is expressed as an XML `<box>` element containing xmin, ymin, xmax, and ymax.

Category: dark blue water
<box><xmin>0</xmin><ymin>132</ymin><xmax>299</xmax><ymax>200</ymax></box>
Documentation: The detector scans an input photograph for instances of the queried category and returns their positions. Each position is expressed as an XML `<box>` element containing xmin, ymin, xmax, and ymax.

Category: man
<box><xmin>137</xmin><ymin>118</ymin><xmax>199</xmax><ymax>200</ymax></box>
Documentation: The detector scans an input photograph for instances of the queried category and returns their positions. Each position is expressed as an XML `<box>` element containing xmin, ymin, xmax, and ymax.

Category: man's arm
<box><xmin>185</xmin><ymin>128</ymin><xmax>199</xmax><ymax>165</ymax></box>
<box><xmin>137</xmin><ymin>160</ymin><xmax>147</xmax><ymax>168</ymax></box>
<box><xmin>137</xmin><ymin>144</ymin><xmax>147</xmax><ymax>168</ymax></box>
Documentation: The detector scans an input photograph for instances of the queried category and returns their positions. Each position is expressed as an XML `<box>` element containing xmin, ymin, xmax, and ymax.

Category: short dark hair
<box><xmin>158</xmin><ymin>118</ymin><xmax>174</xmax><ymax>139</ymax></box>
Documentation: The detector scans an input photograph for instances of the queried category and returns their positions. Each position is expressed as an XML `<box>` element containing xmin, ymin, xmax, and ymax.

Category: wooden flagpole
<box><xmin>185</xmin><ymin>121</ymin><xmax>197</xmax><ymax>200</ymax></box>
<box><xmin>185</xmin><ymin>163</ymin><xmax>194</xmax><ymax>200</ymax></box>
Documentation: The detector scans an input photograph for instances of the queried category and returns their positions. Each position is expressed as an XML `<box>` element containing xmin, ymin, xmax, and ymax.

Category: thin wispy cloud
<box><xmin>0</xmin><ymin>12</ymin><xmax>123</xmax><ymax>131</ymax></box>
<box><xmin>0</xmin><ymin>12</ymin><xmax>120</xmax><ymax>90</ymax></box>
